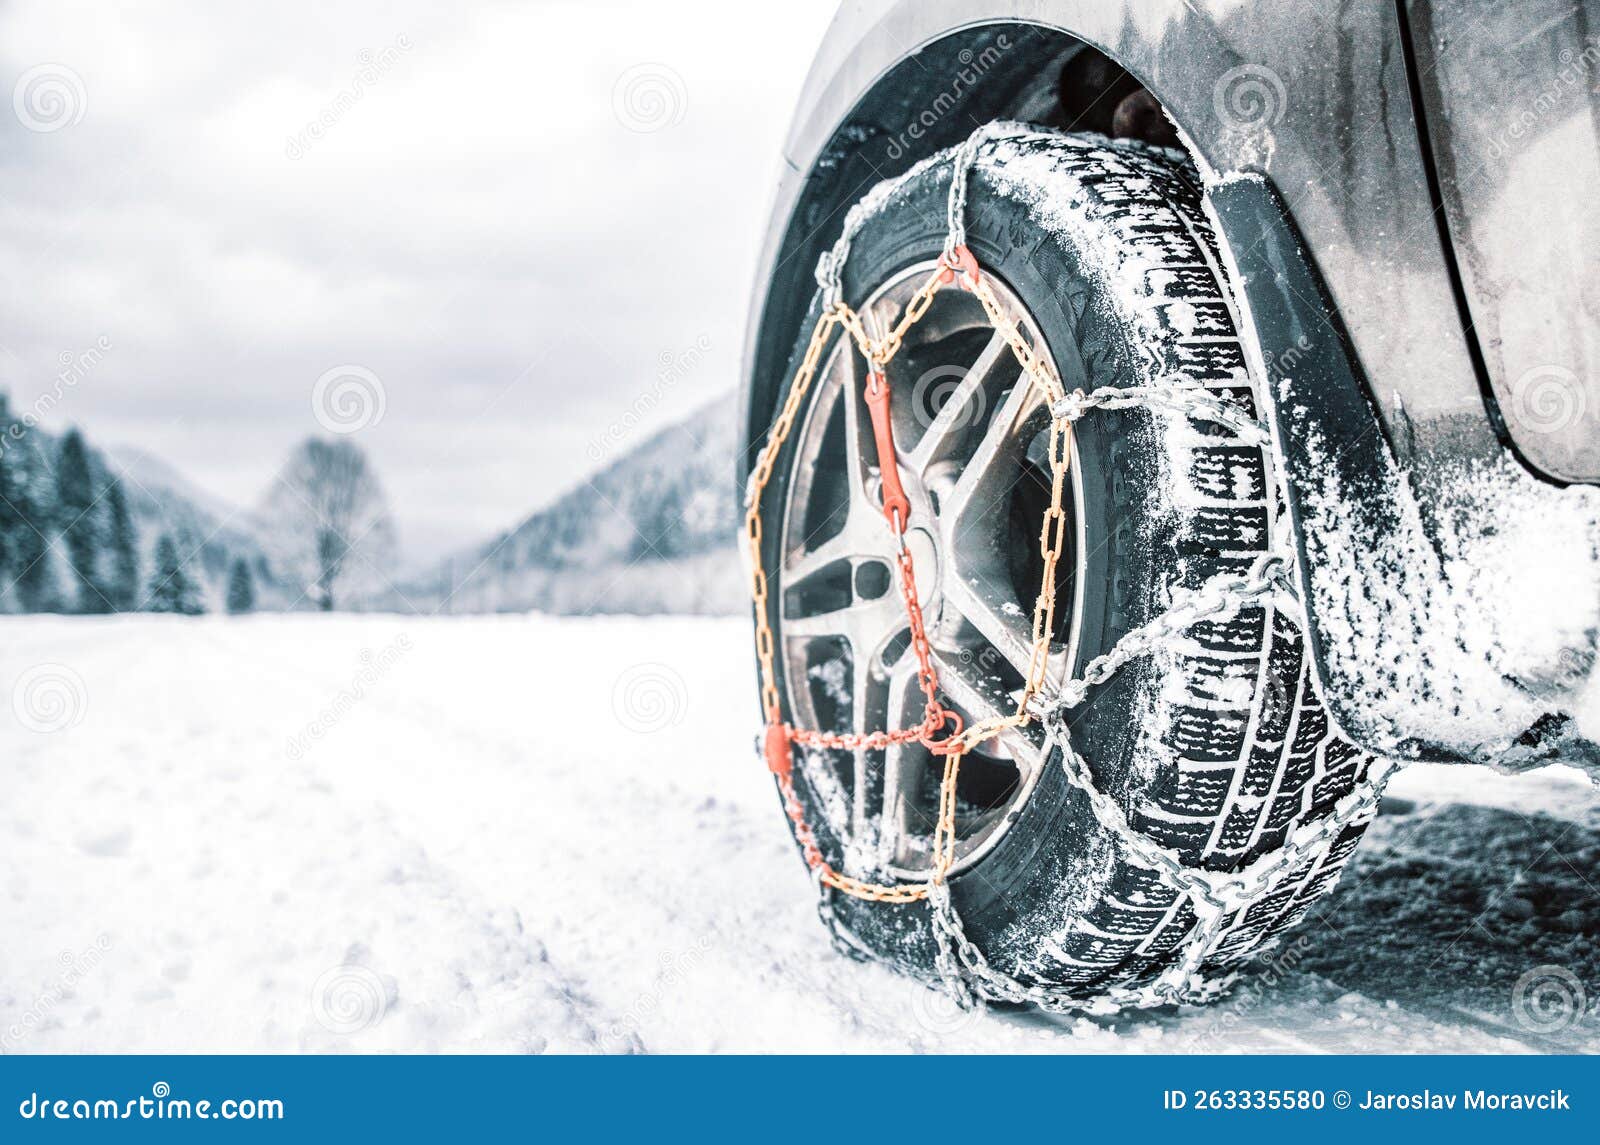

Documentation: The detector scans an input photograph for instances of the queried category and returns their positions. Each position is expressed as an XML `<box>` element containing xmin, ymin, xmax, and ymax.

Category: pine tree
<box><xmin>17</xmin><ymin>534</ymin><xmax>68</xmax><ymax>613</ymax></box>
<box><xmin>146</xmin><ymin>533</ymin><xmax>204</xmax><ymax>615</ymax></box>
<box><xmin>11</xmin><ymin>436</ymin><xmax>64</xmax><ymax>613</ymax></box>
<box><xmin>225</xmin><ymin>556</ymin><xmax>256</xmax><ymax>614</ymax></box>
<box><xmin>0</xmin><ymin>400</ymin><xmax>22</xmax><ymax>601</ymax></box>
<box><xmin>104</xmin><ymin>479</ymin><xmax>140</xmax><ymax>611</ymax></box>
<box><xmin>56</xmin><ymin>429</ymin><xmax>108</xmax><ymax>613</ymax></box>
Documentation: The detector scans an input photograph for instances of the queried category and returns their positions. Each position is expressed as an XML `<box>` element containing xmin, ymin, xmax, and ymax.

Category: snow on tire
<box><xmin>754</xmin><ymin>128</ymin><xmax>1382</xmax><ymax>1001</ymax></box>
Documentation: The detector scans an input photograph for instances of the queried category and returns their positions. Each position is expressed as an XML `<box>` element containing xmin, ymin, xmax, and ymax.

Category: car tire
<box><xmin>753</xmin><ymin>128</ymin><xmax>1382</xmax><ymax>998</ymax></box>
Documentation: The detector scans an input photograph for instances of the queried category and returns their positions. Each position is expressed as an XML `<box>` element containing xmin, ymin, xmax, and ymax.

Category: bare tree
<box><xmin>261</xmin><ymin>438</ymin><xmax>396</xmax><ymax>610</ymax></box>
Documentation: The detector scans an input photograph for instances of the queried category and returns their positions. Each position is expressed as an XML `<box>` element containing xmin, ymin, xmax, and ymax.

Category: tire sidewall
<box><xmin>754</xmin><ymin>147</ymin><xmax>1186</xmax><ymax>979</ymax></box>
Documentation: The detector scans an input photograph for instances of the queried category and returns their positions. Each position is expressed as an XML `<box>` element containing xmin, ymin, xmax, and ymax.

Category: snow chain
<box><xmin>743</xmin><ymin>123</ymin><xmax>1399</xmax><ymax>1014</ymax></box>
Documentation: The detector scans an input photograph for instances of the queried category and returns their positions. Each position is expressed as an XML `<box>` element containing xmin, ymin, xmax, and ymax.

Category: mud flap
<box><xmin>1205</xmin><ymin>174</ymin><xmax>1450</xmax><ymax>762</ymax></box>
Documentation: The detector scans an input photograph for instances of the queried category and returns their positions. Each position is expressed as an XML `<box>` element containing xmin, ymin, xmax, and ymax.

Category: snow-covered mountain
<box><xmin>105</xmin><ymin>444</ymin><xmax>245</xmax><ymax>525</ymax></box>
<box><xmin>101</xmin><ymin>444</ymin><xmax>284</xmax><ymax>607</ymax></box>
<box><xmin>5</xmin><ymin>395</ymin><xmax>744</xmax><ymax>617</ymax></box>
<box><xmin>377</xmin><ymin>398</ymin><xmax>743</xmax><ymax>616</ymax></box>
<box><xmin>128</xmin><ymin>506</ymin><xmax>269</xmax><ymax>611</ymax></box>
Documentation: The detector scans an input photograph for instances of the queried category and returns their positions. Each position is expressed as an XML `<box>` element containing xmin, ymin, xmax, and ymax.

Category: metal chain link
<box><xmin>1051</xmin><ymin>378</ymin><xmax>1271</xmax><ymax>446</ymax></box>
<box><xmin>942</xmin><ymin>123</ymin><xmax>1027</xmax><ymax>261</ymax></box>
<box><xmin>920</xmin><ymin>541</ymin><xmax>1401</xmax><ymax>1013</ymax></box>
<box><xmin>752</xmin><ymin>122</ymin><xmax>1401</xmax><ymax>1015</ymax></box>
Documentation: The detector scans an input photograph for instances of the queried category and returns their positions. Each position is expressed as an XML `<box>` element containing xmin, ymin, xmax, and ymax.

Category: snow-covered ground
<box><xmin>2</xmin><ymin>614</ymin><xmax>1597</xmax><ymax>1053</ymax></box>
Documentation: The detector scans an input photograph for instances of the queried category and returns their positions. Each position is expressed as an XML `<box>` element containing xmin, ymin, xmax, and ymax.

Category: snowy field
<box><xmin>2</xmin><ymin>614</ymin><xmax>1598</xmax><ymax>1054</ymax></box>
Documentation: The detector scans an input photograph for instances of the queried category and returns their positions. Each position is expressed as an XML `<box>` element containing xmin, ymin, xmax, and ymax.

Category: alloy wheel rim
<box><xmin>778</xmin><ymin>262</ymin><xmax>1088</xmax><ymax>879</ymax></box>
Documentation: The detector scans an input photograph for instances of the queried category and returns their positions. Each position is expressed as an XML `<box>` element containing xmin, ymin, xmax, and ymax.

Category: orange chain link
<box><xmin>744</xmin><ymin>247</ymin><xmax>1075</xmax><ymax>903</ymax></box>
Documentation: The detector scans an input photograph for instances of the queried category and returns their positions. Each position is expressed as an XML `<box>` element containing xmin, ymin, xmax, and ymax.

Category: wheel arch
<box><xmin>740</xmin><ymin>1</ymin><xmax>1474</xmax><ymax>487</ymax></box>
<box><xmin>743</xmin><ymin>3</ymin><xmax>1598</xmax><ymax>767</ymax></box>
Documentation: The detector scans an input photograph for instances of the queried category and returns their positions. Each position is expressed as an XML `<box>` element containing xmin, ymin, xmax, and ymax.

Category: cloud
<box><xmin>0</xmin><ymin>0</ymin><xmax>836</xmax><ymax>560</ymax></box>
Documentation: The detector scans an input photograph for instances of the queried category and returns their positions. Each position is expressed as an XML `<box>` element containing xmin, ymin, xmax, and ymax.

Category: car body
<box><xmin>742</xmin><ymin>0</ymin><xmax>1600</xmax><ymax>769</ymax></box>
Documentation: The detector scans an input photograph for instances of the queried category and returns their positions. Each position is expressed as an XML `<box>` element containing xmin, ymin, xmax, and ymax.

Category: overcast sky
<box><xmin>0</xmin><ymin>0</ymin><xmax>838</xmax><ymax>563</ymax></box>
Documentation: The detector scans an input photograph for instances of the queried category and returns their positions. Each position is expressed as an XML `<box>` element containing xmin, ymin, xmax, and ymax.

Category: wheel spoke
<box><xmin>847</xmin><ymin>640</ymin><xmax>880</xmax><ymax>848</ymax></box>
<box><xmin>929</xmin><ymin>646</ymin><xmax>1045</xmax><ymax>784</ymax></box>
<box><xmin>905</xmin><ymin>329</ymin><xmax>1018</xmax><ymax>478</ymax></box>
<box><xmin>783</xmin><ymin>526</ymin><xmax>866</xmax><ymax>588</ymax></box>
<box><xmin>783</xmin><ymin>351</ymin><xmax>897</xmax><ymax>585</ymax></box>
<box><xmin>935</xmin><ymin>351</ymin><xmax>1053</xmax><ymax>684</ymax></box>
<box><xmin>782</xmin><ymin>586</ymin><xmax>905</xmax><ymax>665</ymax></box>
<box><xmin>836</xmin><ymin>344</ymin><xmax>880</xmax><ymax>527</ymax></box>
<box><xmin>939</xmin><ymin>569</ymin><xmax>1038</xmax><ymax>686</ymax></box>
<box><xmin>941</xmin><ymin>359</ymin><xmax>1041</xmax><ymax>528</ymax></box>
<box><xmin>877</xmin><ymin>657</ymin><xmax>929</xmax><ymax>864</ymax></box>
